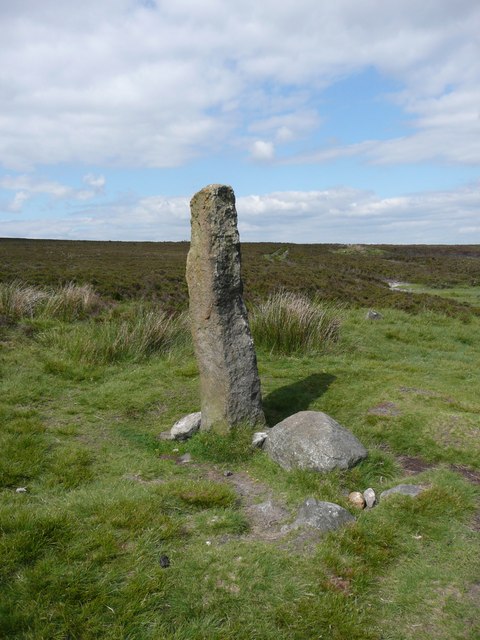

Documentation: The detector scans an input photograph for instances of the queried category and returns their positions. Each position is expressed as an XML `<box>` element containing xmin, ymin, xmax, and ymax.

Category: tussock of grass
<box><xmin>0</xmin><ymin>281</ymin><xmax>101</xmax><ymax>321</ymax></box>
<box><xmin>40</xmin><ymin>305</ymin><xmax>187</xmax><ymax>365</ymax></box>
<box><xmin>41</xmin><ymin>282</ymin><xmax>102</xmax><ymax>321</ymax></box>
<box><xmin>0</xmin><ymin>281</ymin><xmax>47</xmax><ymax>319</ymax></box>
<box><xmin>250</xmin><ymin>291</ymin><xmax>342</xmax><ymax>355</ymax></box>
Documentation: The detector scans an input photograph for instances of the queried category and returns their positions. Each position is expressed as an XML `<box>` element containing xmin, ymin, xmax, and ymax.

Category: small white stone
<box><xmin>170</xmin><ymin>412</ymin><xmax>201</xmax><ymax>441</ymax></box>
<box><xmin>252</xmin><ymin>432</ymin><xmax>268</xmax><ymax>448</ymax></box>
<box><xmin>206</xmin><ymin>540</ymin><xmax>212</xmax><ymax>546</ymax></box>
<box><xmin>363</xmin><ymin>488</ymin><xmax>376</xmax><ymax>508</ymax></box>
<box><xmin>16</xmin><ymin>487</ymin><xmax>27</xmax><ymax>493</ymax></box>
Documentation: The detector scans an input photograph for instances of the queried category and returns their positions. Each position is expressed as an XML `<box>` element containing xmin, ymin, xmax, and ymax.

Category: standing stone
<box><xmin>186</xmin><ymin>184</ymin><xmax>265</xmax><ymax>433</ymax></box>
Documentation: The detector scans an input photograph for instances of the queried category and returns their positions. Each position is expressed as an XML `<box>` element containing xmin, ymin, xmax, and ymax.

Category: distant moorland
<box><xmin>1</xmin><ymin>238</ymin><xmax>479</xmax><ymax>315</ymax></box>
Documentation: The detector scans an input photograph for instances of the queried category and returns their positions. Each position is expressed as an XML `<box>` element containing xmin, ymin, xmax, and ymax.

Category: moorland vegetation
<box><xmin>0</xmin><ymin>239</ymin><xmax>479</xmax><ymax>639</ymax></box>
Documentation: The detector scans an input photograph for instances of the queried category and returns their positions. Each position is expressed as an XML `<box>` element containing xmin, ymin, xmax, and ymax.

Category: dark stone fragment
<box><xmin>159</xmin><ymin>555</ymin><xmax>170</xmax><ymax>568</ymax></box>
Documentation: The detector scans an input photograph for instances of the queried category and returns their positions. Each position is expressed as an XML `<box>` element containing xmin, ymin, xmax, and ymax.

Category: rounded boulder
<box><xmin>264</xmin><ymin>411</ymin><xmax>367</xmax><ymax>472</ymax></box>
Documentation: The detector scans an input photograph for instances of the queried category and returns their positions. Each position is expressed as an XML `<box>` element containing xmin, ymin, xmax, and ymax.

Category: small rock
<box><xmin>15</xmin><ymin>487</ymin><xmax>27</xmax><ymax>494</ymax></box>
<box><xmin>363</xmin><ymin>488</ymin><xmax>376</xmax><ymax>508</ymax></box>
<box><xmin>366</xmin><ymin>310</ymin><xmax>383</xmax><ymax>320</ymax></box>
<box><xmin>177</xmin><ymin>453</ymin><xmax>192</xmax><ymax>464</ymax></box>
<box><xmin>206</xmin><ymin>540</ymin><xmax>212</xmax><ymax>546</ymax></box>
<box><xmin>223</xmin><ymin>470</ymin><xmax>233</xmax><ymax>477</ymax></box>
<box><xmin>170</xmin><ymin>412</ymin><xmax>201</xmax><ymax>441</ymax></box>
<box><xmin>252</xmin><ymin>431</ymin><xmax>268</xmax><ymax>448</ymax></box>
<box><xmin>348</xmin><ymin>491</ymin><xmax>366</xmax><ymax>509</ymax></box>
<box><xmin>159</xmin><ymin>555</ymin><xmax>170</xmax><ymax>568</ymax></box>
<box><xmin>285</xmin><ymin>498</ymin><xmax>355</xmax><ymax>533</ymax></box>
<box><xmin>380</xmin><ymin>484</ymin><xmax>426</xmax><ymax>500</ymax></box>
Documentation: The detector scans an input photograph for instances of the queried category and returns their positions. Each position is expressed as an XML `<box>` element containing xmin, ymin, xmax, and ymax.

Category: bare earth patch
<box><xmin>368</xmin><ymin>402</ymin><xmax>401</xmax><ymax>417</ymax></box>
<box><xmin>203</xmin><ymin>467</ymin><xmax>293</xmax><ymax>542</ymax></box>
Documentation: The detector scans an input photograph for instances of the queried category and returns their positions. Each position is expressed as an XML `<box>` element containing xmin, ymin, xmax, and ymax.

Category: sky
<box><xmin>1</xmin><ymin>0</ymin><xmax>479</xmax><ymax>244</ymax></box>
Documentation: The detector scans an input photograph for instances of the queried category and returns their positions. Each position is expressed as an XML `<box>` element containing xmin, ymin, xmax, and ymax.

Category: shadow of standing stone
<box><xmin>186</xmin><ymin>184</ymin><xmax>265</xmax><ymax>434</ymax></box>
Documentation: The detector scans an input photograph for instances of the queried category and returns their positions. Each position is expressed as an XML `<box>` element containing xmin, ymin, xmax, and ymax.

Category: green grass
<box><xmin>250</xmin><ymin>291</ymin><xmax>342</xmax><ymax>355</ymax></box>
<box><xmin>1</xmin><ymin>270</ymin><xmax>479</xmax><ymax>638</ymax></box>
<box><xmin>406</xmin><ymin>283</ymin><xmax>480</xmax><ymax>308</ymax></box>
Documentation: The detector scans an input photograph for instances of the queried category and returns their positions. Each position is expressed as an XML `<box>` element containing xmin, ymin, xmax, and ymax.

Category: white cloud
<box><xmin>6</xmin><ymin>192</ymin><xmax>30</xmax><ymax>213</ymax></box>
<box><xmin>250</xmin><ymin>140</ymin><xmax>275</xmax><ymax>161</ymax></box>
<box><xmin>0</xmin><ymin>175</ymin><xmax>73</xmax><ymax>198</ymax></box>
<box><xmin>248</xmin><ymin>110</ymin><xmax>321</xmax><ymax>143</ymax></box>
<box><xmin>83</xmin><ymin>174</ymin><xmax>106</xmax><ymax>191</ymax></box>
<box><xmin>2</xmin><ymin>181</ymin><xmax>480</xmax><ymax>244</ymax></box>
<box><xmin>0</xmin><ymin>0</ymin><xmax>479</xmax><ymax>168</ymax></box>
<box><xmin>0</xmin><ymin>174</ymin><xmax>106</xmax><ymax>213</ymax></box>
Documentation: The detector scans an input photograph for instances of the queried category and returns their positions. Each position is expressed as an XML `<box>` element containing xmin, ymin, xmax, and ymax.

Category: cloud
<box><xmin>248</xmin><ymin>110</ymin><xmax>321</xmax><ymax>143</ymax></box>
<box><xmin>250</xmin><ymin>140</ymin><xmax>275</xmax><ymax>161</ymax></box>
<box><xmin>5</xmin><ymin>192</ymin><xmax>30</xmax><ymax>213</ymax></box>
<box><xmin>83</xmin><ymin>174</ymin><xmax>106</xmax><ymax>191</ymax></box>
<box><xmin>0</xmin><ymin>174</ymin><xmax>106</xmax><ymax>213</ymax></box>
<box><xmin>2</xmin><ymin>181</ymin><xmax>479</xmax><ymax>244</ymax></box>
<box><xmin>0</xmin><ymin>0</ymin><xmax>479</xmax><ymax>169</ymax></box>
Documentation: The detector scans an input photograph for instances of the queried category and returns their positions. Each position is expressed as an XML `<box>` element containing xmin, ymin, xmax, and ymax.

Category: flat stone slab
<box><xmin>380</xmin><ymin>484</ymin><xmax>426</xmax><ymax>500</ymax></box>
<box><xmin>284</xmin><ymin>498</ymin><xmax>355</xmax><ymax>533</ymax></box>
<box><xmin>264</xmin><ymin>411</ymin><xmax>368</xmax><ymax>472</ymax></box>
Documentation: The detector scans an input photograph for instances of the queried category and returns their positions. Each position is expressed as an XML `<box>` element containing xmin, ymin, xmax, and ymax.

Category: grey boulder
<box><xmin>264</xmin><ymin>411</ymin><xmax>367</xmax><ymax>472</ymax></box>
<box><xmin>380</xmin><ymin>484</ymin><xmax>426</xmax><ymax>500</ymax></box>
<box><xmin>285</xmin><ymin>498</ymin><xmax>355</xmax><ymax>533</ymax></box>
<box><xmin>170</xmin><ymin>412</ymin><xmax>202</xmax><ymax>441</ymax></box>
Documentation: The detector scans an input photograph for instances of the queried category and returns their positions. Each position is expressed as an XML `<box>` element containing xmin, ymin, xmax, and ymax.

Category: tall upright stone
<box><xmin>186</xmin><ymin>184</ymin><xmax>265</xmax><ymax>433</ymax></box>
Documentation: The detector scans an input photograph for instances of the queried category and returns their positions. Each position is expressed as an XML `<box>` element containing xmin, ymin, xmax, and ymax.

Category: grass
<box><xmin>250</xmin><ymin>291</ymin><xmax>342</xmax><ymax>355</ymax></box>
<box><xmin>0</xmin><ymin>280</ymin><xmax>102</xmax><ymax>321</ymax></box>
<box><xmin>1</xmin><ymin>254</ymin><xmax>479</xmax><ymax>638</ymax></box>
<box><xmin>406</xmin><ymin>283</ymin><xmax>480</xmax><ymax>308</ymax></box>
<box><xmin>39</xmin><ymin>305</ymin><xmax>188</xmax><ymax>365</ymax></box>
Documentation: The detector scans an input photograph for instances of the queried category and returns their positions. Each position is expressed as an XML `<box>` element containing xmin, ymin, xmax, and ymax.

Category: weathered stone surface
<box><xmin>363</xmin><ymin>487</ymin><xmax>376</xmax><ymax>508</ymax></box>
<box><xmin>252</xmin><ymin>432</ymin><xmax>268</xmax><ymax>448</ymax></box>
<box><xmin>380</xmin><ymin>484</ymin><xmax>426</xmax><ymax>500</ymax></box>
<box><xmin>366</xmin><ymin>310</ymin><xmax>383</xmax><ymax>320</ymax></box>
<box><xmin>264</xmin><ymin>411</ymin><xmax>368</xmax><ymax>472</ymax></box>
<box><xmin>186</xmin><ymin>185</ymin><xmax>265</xmax><ymax>433</ymax></box>
<box><xmin>284</xmin><ymin>498</ymin><xmax>355</xmax><ymax>533</ymax></box>
<box><xmin>170</xmin><ymin>412</ymin><xmax>201</xmax><ymax>441</ymax></box>
<box><xmin>348</xmin><ymin>491</ymin><xmax>366</xmax><ymax>509</ymax></box>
